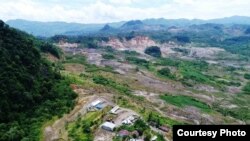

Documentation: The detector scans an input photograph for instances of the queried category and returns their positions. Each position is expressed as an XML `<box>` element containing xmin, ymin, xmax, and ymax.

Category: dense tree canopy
<box><xmin>0</xmin><ymin>20</ymin><xmax>76</xmax><ymax>140</ymax></box>
<box><xmin>144</xmin><ymin>46</ymin><xmax>162</xmax><ymax>58</ymax></box>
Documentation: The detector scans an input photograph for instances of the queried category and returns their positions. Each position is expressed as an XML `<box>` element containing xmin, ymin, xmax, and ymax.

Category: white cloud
<box><xmin>0</xmin><ymin>0</ymin><xmax>249</xmax><ymax>23</ymax></box>
<box><xmin>108</xmin><ymin>0</ymin><xmax>134</xmax><ymax>5</ymax></box>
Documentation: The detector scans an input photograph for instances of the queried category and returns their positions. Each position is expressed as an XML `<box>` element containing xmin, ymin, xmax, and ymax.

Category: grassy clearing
<box><xmin>64</xmin><ymin>55</ymin><xmax>87</xmax><ymax>65</ymax></box>
<box><xmin>160</xmin><ymin>94</ymin><xmax>212</xmax><ymax>113</ymax></box>
<box><xmin>61</xmin><ymin>71</ymin><xmax>85</xmax><ymax>84</ymax></box>
<box><xmin>93</xmin><ymin>75</ymin><xmax>131</xmax><ymax>95</ymax></box>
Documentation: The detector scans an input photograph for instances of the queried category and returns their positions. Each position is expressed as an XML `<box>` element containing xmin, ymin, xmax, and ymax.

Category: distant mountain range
<box><xmin>6</xmin><ymin>19</ymin><xmax>124</xmax><ymax>37</ymax></box>
<box><xmin>6</xmin><ymin>16</ymin><xmax>250</xmax><ymax>37</ymax></box>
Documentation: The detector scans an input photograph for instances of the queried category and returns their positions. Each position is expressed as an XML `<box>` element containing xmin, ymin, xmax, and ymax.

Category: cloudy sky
<box><xmin>0</xmin><ymin>0</ymin><xmax>249</xmax><ymax>23</ymax></box>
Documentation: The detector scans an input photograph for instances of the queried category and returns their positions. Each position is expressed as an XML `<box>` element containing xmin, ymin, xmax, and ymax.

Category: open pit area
<box><xmin>43</xmin><ymin>36</ymin><xmax>250</xmax><ymax>141</ymax></box>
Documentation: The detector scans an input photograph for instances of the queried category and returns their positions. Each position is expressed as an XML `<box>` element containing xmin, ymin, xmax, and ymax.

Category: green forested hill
<box><xmin>0</xmin><ymin>20</ymin><xmax>77</xmax><ymax>140</ymax></box>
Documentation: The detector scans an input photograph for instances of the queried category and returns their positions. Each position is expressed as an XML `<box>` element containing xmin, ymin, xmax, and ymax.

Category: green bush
<box><xmin>144</xmin><ymin>46</ymin><xmax>162</xmax><ymax>58</ymax></box>
<box><xmin>155</xmin><ymin>58</ymin><xmax>180</xmax><ymax>67</ymax></box>
<box><xmin>216</xmin><ymin>80</ymin><xmax>241</xmax><ymax>87</ymax></box>
<box><xmin>243</xmin><ymin>82</ymin><xmax>250</xmax><ymax>94</ymax></box>
<box><xmin>157</xmin><ymin>67</ymin><xmax>175</xmax><ymax>79</ymax></box>
<box><xmin>104</xmin><ymin>46</ymin><xmax>115</xmax><ymax>52</ymax></box>
<box><xmin>158</xmin><ymin>68</ymin><xmax>170</xmax><ymax>76</ymax></box>
<box><xmin>39</xmin><ymin>42</ymin><xmax>61</xmax><ymax>58</ymax></box>
<box><xmin>93</xmin><ymin>75</ymin><xmax>110</xmax><ymax>85</ymax></box>
<box><xmin>126</xmin><ymin>57</ymin><xmax>150</xmax><ymax>69</ymax></box>
<box><xmin>244</xmin><ymin>73</ymin><xmax>250</xmax><ymax>80</ymax></box>
<box><xmin>102</xmin><ymin>53</ymin><xmax>115</xmax><ymax>60</ymax></box>
<box><xmin>123</xmin><ymin>50</ymin><xmax>140</xmax><ymax>56</ymax></box>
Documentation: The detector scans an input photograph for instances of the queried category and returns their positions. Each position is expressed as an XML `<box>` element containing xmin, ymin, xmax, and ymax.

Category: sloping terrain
<box><xmin>0</xmin><ymin>21</ymin><xmax>76</xmax><ymax>141</ymax></box>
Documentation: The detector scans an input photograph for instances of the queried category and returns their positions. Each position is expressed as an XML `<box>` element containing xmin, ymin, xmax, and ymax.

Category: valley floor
<box><xmin>43</xmin><ymin>39</ymin><xmax>250</xmax><ymax>141</ymax></box>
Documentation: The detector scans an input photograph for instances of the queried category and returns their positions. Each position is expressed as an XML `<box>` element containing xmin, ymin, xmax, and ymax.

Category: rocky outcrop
<box><xmin>100</xmin><ymin>36</ymin><xmax>225</xmax><ymax>59</ymax></box>
<box><xmin>101</xmin><ymin>36</ymin><xmax>158</xmax><ymax>53</ymax></box>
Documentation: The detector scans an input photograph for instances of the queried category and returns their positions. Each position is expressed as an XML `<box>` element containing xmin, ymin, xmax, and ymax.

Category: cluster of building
<box><xmin>100</xmin><ymin>105</ymin><xmax>139</xmax><ymax>132</ymax></box>
<box><xmin>122</xmin><ymin>115</ymin><xmax>139</xmax><ymax>125</ymax></box>
<box><xmin>86</xmin><ymin>99</ymin><xmax>166</xmax><ymax>141</ymax></box>
<box><xmin>87</xmin><ymin>99</ymin><xmax>107</xmax><ymax>111</ymax></box>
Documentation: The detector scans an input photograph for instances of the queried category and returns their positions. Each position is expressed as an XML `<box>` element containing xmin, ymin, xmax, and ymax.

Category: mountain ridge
<box><xmin>6</xmin><ymin>16</ymin><xmax>250</xmax><ymax>37</ymax></box>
